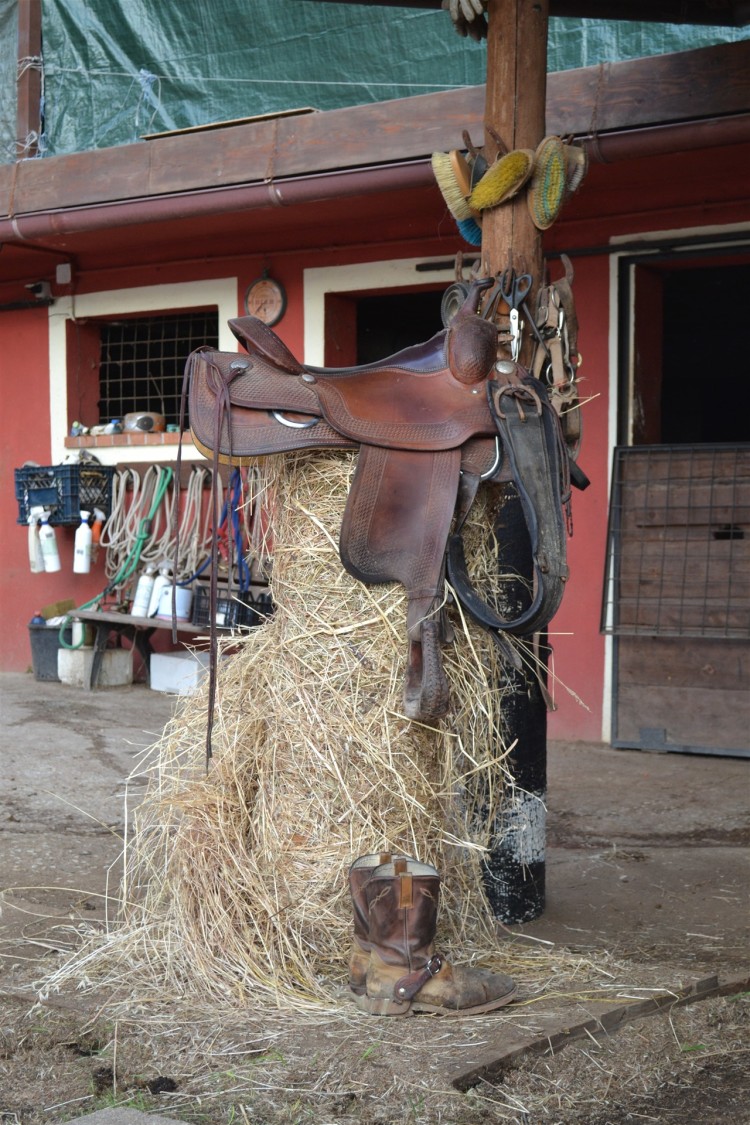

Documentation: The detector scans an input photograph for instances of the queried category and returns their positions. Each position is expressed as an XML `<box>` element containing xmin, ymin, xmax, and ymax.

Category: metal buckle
<box><xmin>425</xmin><ymin>954</ymin><xmax>443</xmax><ymax>978</ymax></box>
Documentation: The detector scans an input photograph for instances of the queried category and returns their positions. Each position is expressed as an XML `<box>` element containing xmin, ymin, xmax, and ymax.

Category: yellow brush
<box><xmin>468</xmin><ymin>148</ymin><xmax>534</xmax><ymax>211</ymax></box>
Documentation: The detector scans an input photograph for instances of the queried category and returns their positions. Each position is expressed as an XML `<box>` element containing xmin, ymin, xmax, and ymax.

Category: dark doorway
<box><xmin>356</xmin><ymin>290</ymin><xmax>444</xmax><ymax>364</ymax></box>
<box><xmin>660</xmin><ymin>265</ymin><xmax>750</xmax><ymax>444</ymax></box>
<box><xmin>612</xmin><ymin>252</ymin><xmax>750</xmax><ymax>758</ymax></box>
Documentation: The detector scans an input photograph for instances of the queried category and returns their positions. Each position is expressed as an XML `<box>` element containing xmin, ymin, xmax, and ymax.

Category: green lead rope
<box><xmin>59</xmin><ymin>466</ymin><xmax>174</xmax><ymax>649</ymax></box>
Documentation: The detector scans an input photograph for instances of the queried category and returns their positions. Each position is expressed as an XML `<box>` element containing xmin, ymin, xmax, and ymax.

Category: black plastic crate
<box><xmin>28</xmin><ymin>622</ymin><xmax>73</xmax><ymax>681</ymax></box>
<box><xmin>191</xmin><ymin>585</ymin><xmax>271</xmax><ymax>630</ymax></box>
<box><xmin>15</xmin><ymin>463</ymin><xmax>117</xmax><ymax>526</ymax></box>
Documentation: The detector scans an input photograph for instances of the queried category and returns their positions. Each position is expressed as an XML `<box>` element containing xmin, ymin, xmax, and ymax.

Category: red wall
<box><xmin>1</xmin><ymin>308</ymin><xmax>108</xmax><ymax>671</ymax></box>
<box><xmin>2</xmin><ymin>145</ymin><xmax>748</xmax><ymax>744</ymax></box>
<box><xmin>546</xmin><ymin>256</ymin><xmax>610</xmax><ymax>742</ymax></box>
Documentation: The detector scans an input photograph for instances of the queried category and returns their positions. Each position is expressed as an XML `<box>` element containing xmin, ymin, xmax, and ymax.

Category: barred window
<box><xmin>97</xmin><ymin>311</ymin><xmax>219</xmax><ymax>427</ymax></box>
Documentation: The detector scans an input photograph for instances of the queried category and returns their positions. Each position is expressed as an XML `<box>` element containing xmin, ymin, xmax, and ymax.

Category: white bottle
<box><xmin>146</xmin><ymin>565</ymin><xmax>172</xmax><ymax>617</ymax></box>
<box><xmin>28</xmin><ymin>507</ymin><xmax>45</xmax><ymax>573</ymax></box>
<box><xmin>131</xmin><ymin>565</ymin><xmax>156</xmax><ymax>617</ymax></box>
<box><xmin>39</xmin><ymin>512</ymin><xmax>61</xmax><ymax>573</ymax></box>
<box><xmin>73</xmin><ymin>510</ymin><xmax>92</xmax><ymax>574</ymax></box>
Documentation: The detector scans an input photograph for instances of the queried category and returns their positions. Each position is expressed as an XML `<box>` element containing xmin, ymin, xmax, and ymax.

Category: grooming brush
<box><xmin>527</xmin><ymin>135</ymin><xmax>567</xmax><ymax>230</ymax></box>
<box><xmin>431</xmin><ymin>149</ymin><xmax>483</xmax><ymax>244</ymax></box>
<box><xmin>462</xmin><ymin>129</ymin><xmax>489</xmax><ymax>191</ymax></box>
<box><xmin>431</xmin><ymin>150</ymin><xmax>476</xmax><ymax>222</ymax></box>
<box><xmin>468</xmin><ymin>148</ymin><xmax>535</xmax><ymax>211</ymax></box>
<box><xmin>563</xmin><ymin>142</ymin><xmax>588</xmax><ymax>197</ymax></box>
<box><xmin>455</xmin><ymin>216</ymin><xmax>483</xmax><ymax>245</ymax></box>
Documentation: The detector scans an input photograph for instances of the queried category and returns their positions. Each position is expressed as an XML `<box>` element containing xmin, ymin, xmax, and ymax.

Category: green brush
<box><xmin>468</xmin><ymin>148</ymin><xmax>534</xmax><ymax>211</ymax></box>
<box><xmin>527</xmin><ymin>135</ymin><xmax>567</xmax><ymax>230</ymax></box>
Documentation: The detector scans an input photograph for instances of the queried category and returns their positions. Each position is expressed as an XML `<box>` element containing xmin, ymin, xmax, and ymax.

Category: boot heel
<box><xmin>359</xmin><ymin>994</ymin><xmax>413</xmax><ymax>1016</ymax></box>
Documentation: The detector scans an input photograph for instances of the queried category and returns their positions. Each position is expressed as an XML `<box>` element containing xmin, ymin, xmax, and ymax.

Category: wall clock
<box><xmin>244</xmin><ymin>273</ymin><xmax>287</xmax><ymax>326</ymax></box>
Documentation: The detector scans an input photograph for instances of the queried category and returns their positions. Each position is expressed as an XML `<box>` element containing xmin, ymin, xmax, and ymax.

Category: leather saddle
<box><xmin>187</xmin><ymin>279</ymin><xmax>571</xmax><ymax>727</ymax></box>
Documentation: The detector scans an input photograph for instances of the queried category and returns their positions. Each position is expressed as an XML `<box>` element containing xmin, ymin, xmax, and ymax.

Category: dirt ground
<box><xmin>1</xmin><ymin>671</ymin><xmax>748</xmax><ymax>1124</ymax></box>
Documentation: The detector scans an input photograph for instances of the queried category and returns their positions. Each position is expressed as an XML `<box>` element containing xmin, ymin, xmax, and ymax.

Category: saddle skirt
<box><xmin>187</xmin><ymin>281</ymin><xmax>571</xmax><ymax>736</ymax></box>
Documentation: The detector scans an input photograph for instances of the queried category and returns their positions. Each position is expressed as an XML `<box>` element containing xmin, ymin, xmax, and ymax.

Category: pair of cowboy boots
<box><xmin>347</xmin><ymin>852</ymin><xmax>516</xmax><ymax>1016</ymax></box>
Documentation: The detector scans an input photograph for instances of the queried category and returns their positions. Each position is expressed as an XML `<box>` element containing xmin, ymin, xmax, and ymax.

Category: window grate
<box><xmin>602</xmin><ymin>444</ymin><xmax>750</xmax><ymax>639</ymax></box>
<box><xmin>98</xmin><ymin>312</ymin><xmax>219</xmax><ymax>427</ymax></box>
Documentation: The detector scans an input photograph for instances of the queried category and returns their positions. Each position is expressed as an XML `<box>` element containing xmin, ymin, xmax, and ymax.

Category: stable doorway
<box><xmin>605</xmin><ymin>251</ymin><xmax>750</xmax><ymax>757</ymax></box>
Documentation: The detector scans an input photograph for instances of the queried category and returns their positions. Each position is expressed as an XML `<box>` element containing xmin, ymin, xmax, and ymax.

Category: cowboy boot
<box><xmin>348</xmin><ymin>852</ymin><xmax>413</xmax><ymax>996</ymax></box>
<box><xmin>360</xmin><ymin>858</ymin><xmax>516</xmax><ymax>1016</ymax></box>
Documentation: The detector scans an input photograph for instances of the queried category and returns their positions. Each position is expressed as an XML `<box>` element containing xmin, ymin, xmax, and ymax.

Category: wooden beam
<box><xmin>15</xmin><ymin>0</ymin><xmax>42</xmax><ymax>159</ymax></box>
<box><xmin>1</xmin><ymin>40</ymin><xmax>748</xmax><ymax>219</ymax></box>
<box><xmin>305</xmin><ymin>0</ymin><xmax>750</xmax><ymax>26</ymax></box>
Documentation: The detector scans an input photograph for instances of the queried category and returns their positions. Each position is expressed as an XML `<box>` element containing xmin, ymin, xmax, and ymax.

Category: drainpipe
<box><xmin>1</xmin><ymin>114</ymin><xmax>748</xmax><ymax>245</ymax></box>
<box><xmin>0</xmin><ymin>161</ymin><xmax>434</xmax><ymax>243</ymax></box>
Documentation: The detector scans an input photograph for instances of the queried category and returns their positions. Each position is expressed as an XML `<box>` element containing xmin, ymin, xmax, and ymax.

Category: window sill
<box><xmin>65</xmin><ymin>432</ymin><xmax>184</xmax><ymax>450</ymax></box>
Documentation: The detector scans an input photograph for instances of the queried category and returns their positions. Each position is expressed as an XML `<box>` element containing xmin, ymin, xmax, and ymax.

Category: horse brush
<box><xmin>431</xmin><ymin>150</ymin><xmax>483</xmax><ymax>244</ymax></box>
<box><xmin>455</xmin><ymin>217</ymin><xmax>483</xmax><ymax>245</ymax></box>
<box><xmin>527</xmin><ymin>135</ymin><xmax>567</xmax><ymax>230</ymax></box>
<box><xmin>469</xmin><ymin>148</ymin><xmax>535</xmax><ymax>211</ymax></box>
<box><xmin>563</xmin><ymin>142</ymin><xmax>588</xmax><ymax>198</ymax></box>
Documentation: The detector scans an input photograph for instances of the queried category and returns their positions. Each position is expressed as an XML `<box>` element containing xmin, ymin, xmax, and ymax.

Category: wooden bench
<box><xmin>69</xmin><ymin>608</ymin><xmax>209</xmax><ymax>690</ymax></box>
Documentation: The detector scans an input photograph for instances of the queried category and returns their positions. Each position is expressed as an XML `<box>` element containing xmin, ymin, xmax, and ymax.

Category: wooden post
<box><xmin>477</xmin><ymin>0</ymin><xmax>551</xmax><ymax>923</ymax></box>
<box><xmin>16</xmin><ymin>0</ymin><xmax>43</xmax><ymax>159</ymax></box>
<box><xmin>481</xmin><ymin>0</ymin><xmax>548</xmax><ymax>344</ymax></box>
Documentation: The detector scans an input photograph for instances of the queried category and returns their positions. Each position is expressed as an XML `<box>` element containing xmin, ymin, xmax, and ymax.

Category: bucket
<box><xmin>28</xmin><ymin>623</ymin><xmax>72</xmax><ymax>681</ymax></box>
<box><xmin>155</xmin><ymin>584</ymin><xmax>193</xmax><ymax>622</ymax></box>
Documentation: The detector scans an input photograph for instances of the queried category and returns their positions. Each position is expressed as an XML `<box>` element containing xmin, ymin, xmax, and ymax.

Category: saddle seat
<box><xmin>220</xmin><ymin>293</ymin><xmax>499</xmax><ymax>453</ymax></box>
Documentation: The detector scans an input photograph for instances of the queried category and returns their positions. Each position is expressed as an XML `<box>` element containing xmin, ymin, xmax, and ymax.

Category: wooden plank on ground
<box><xmin>450</xmin><ymin>974</ymin><xmax>750</xmax><ymax>1092</ymax></box>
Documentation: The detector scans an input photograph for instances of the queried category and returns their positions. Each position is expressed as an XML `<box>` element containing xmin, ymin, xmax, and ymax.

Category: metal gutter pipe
<box><xmin>1</xmin><ymin>161</ymin><xmax>435</xmax><ymax>243</ymax></box>
<box><xmin>1</xmin><ymin>114</ymin><xmax>749</xmax><ymax>246</ymax></box>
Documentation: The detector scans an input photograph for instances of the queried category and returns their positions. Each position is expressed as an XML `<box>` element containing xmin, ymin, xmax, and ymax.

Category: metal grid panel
<box><xmin>98</xmin><ymin>312</ymin><xmax>219</xmax><ymax>426</ymax></box>
<box><xmin>602</xmin><ymin>444</ymin><xmax>750</xmax><ymax>638</ymax></box>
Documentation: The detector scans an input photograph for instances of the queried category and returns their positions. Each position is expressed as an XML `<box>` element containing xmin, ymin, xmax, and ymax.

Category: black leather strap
<box><xmin>447</xmin><ymin>368</ymin><xmax>570</xmax><ymax>638</ymax></box>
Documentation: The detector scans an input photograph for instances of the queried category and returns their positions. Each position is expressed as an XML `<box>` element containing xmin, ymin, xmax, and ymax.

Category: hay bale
<box><xmin>53</xmin><ymin>452</ymin><xmax>524</xmax><ymax>1009</ymax></box>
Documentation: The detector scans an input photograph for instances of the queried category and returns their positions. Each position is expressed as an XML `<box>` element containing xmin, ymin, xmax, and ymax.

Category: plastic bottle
<box><xmin>131</xmin><ymin>565</ymin><xmax>157</xmax><ymax>617</ymax></box>
<box><xmin>73</xmin><ymin>510</ymin><xmax>92</xmax><ymax>574</ymax></box>
<box><xmin>38</xmin><ymin>512</ymin><xmax>61</xmax><ymax>573</ymax></box>
<box><xmin>146</xmin><ymin>565</ymin><xmax>173</xmax><ymax>617</ymax></box>
<box><xmin>91</xmin><ymin>508</ymin><xmax>106</xmax><ymax>560</ymax></box>
<box><xmin>27</xmin><ymin>507</ymin><xmax>45</xmax><ymax>574</ymax></box>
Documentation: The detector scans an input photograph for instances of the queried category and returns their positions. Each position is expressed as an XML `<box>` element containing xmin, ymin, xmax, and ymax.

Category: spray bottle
<box><xmin>146</xmin><ymin>564</ymin><xmax>173</xmax><ymax>617</ymax></box>
<box><xmin>73</xmin><ymin>510</ymin><xmax>92</xmax><ymax>574</ymax></box>
<box><xmin>131</xmin><ymin>564</ymin><xmax>157</xmax><ymax>617</ymax></box>
<box><xmin>38</xmin><ymin>511</ymin><xmax>61</xmax><ymax>573</ymax></box>
<box><xmin>90</xmin><ymin>508</ymin><xmax>106</xmax><ymax>562</ymax></box>
<box><xmin>27</xmin><ymin>506</ymin><xmax>45</xmax><ymax>574</ymax></box>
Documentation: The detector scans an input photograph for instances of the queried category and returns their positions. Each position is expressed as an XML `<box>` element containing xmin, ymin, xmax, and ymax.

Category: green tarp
<box><xmin>1</xmin><ymin>0</ymin><xmax>746</xmax><ymax>162</ymax></box>
<box><xmin>0</xmin><ymin>0</ymin><xmax>17</xmax><ymax>161</ymax></box>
